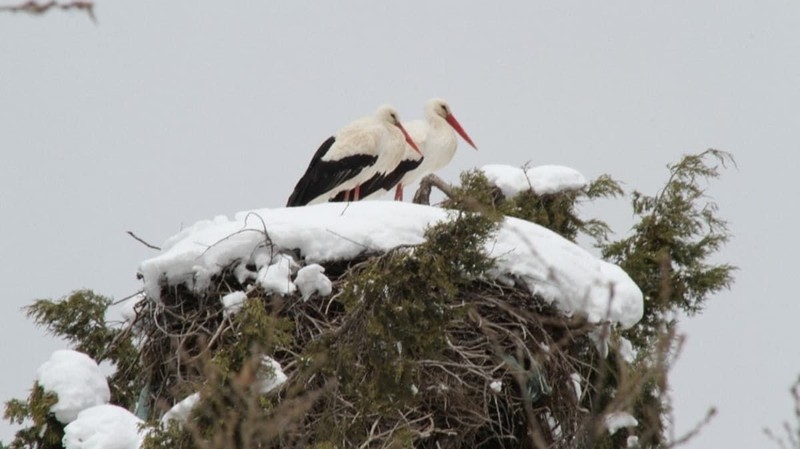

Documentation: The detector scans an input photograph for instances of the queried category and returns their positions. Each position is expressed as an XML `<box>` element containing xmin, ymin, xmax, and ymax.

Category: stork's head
<box><xmin>425</xmin><ymin>98</ymin><xmax>452</xmax><ymax>120</ymax></box>
<box><xmin>375</xmin><ymin>104</ymin><xmax>402</xmax><ymax>126</ymax></box>
<box><xmin>425</xmin><ymin>98</ymin><xmax>478</xmax><ymax>150</ymax></box>
<box><xmin>375</xmin><ymin>104</ymin><xmax>421</xmax><ymax>155</ymax></box>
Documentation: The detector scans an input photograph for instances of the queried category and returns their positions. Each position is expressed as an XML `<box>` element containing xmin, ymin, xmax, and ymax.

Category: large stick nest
<box><xmin>133</xmin><ymin>242</ymin><xmax>608</xmax><ymax>449</ymax></box>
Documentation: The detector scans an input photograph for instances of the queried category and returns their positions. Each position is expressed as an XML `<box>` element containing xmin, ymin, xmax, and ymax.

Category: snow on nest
<box><xmin>604</xmin><ymin>411</ymin><xmax>638</xmax><ymax>435</ymax></box>
<box><xmin>257</xmin><ymin>253</ymin><xmax>298</xmax><ymax>295</ymax></box>
<box><xmin>257</xmin><ymin>356</ymin><xmax>288</xmax><ymax>394</ymax></box>
<box><xmin>295</xmin><ymin>264</ymin><xmax>333</xmax><ymax>301</ymax></box>
<box><xmin>480</xmin><ymin>164</ymin><xmax>588</xmax><ymax>197</ymax></box>
<box><xmin>36</xmin><ymin>350</ymin><xmax>111</xmax><ymax>424</ymax></box>
<box><xmin>63</xmin><ymin>404</ymin><xmax>146</xmax><ymax>449</ymax></box>
<box><xmin>221</xmin><ymin>291</ymin><xmax>247</xmax><ymax>317</ymax></box>
<box><xmin>618</xmin><ymin>336</ymin><xmax>637</xmax><ymax>363</ymax></box>
<box><xmin>139</xmin><ymin>202</ymin><xmax>643</xmax><ymax>328</ymax></box>
<box><xmin>160</xmin><ymin>392</ymin><xmax>200</xmax><ymax>425</ymax></box>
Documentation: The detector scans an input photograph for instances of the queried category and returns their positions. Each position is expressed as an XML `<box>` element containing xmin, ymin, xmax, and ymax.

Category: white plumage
<box><xmin>399</xmin><ymin>98</ymin><xmax>477</xmax><ymax>193</ymax></box>
<box><xmin>358</xmin><ymin>98</ymin><xmax>477</xmax><ymax>201</ymax></box>
<box><xmin>287</xmin><ymin>105</ymin><xmax>420</xmax><ymax>206</ymax></box>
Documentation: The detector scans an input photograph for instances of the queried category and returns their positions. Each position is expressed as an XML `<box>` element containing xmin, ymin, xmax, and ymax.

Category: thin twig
<box><xmin>0</xmin><ymin>1</ymin><xmax>96</xmax><ymax>22</ymax></box>
<box><xmin>667</xmin><ymin>407</ymin><xmax>717</xmax><ymax>448</ymax></box>
<box><xmin>325</xmin><ymin>229</ymin><xmax>372</xmax><ymax>251</ymax></box>
<box><xmin>126</xmin><ymin>231</ymin><xmax>161</xmax><ymax>250</ymax></box>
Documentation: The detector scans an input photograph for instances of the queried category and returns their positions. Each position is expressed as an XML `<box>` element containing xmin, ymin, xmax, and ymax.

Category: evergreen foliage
<box><xmin>311</xmin><ymin>212</ymin><xmax>499</xmax><ymax>435</ymax></box>
<box><xmin>3</xmin><ymin>385</ymin><xmax>61</xmax><ymax>449</ymax></box>
<box><xmin>600</xmin><ymin>149</ymin><xmax>735</xmax><ymax>447</ymax></box>
<box><xmin>3</xmin><ymin>150</ymin><xmax>735</xmax><ymax>449</ymax></box>
<box><xmin>447</xmin><ymin>169</ymin><xmax>623</xmax><ymax>244</ymax></box>
<box><xmin>603</xmin><ymin>149</ymin><xmax>736</xmax><ymax>345</ymax></box>
<box><xmin>26</xmin><ymin>291</ymin><xmax>141</xmax><ymax>408</ymax></box>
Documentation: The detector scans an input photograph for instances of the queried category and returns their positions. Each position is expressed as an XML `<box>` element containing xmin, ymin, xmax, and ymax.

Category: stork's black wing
<box><xmin>286</xmin><ymin>136</ymin><xmax>378</xmax><ymax>207</ymax></box>
<box><xmin>330</xmin><ymin>157</ymin><xmax>423</xmax><ymax>202</ymax></box>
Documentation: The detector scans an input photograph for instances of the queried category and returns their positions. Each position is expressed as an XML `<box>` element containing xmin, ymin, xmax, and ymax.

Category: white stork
<box><xmin>286</xmin><ymin>105</ymin><xmax>421</xmax><ymax>207</ymax></box>
<box><xmin>331</xmin><ymin>98</ymin><xmax>477</xmax><ymax>202</ymax></box>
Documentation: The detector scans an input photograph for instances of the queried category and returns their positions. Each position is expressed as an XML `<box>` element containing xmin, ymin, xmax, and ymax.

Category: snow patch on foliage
<box><xmin>490</xmin><ymin>216</ymin><xmax>641</xmax><ymax>327</ymax></box>
<box><xmin>161</xmin><ymin>357</ymin><xmax>286</xmax><ymax>425</ymax></box>
<box><xmin>63</xmin><ymin>404</ymin><xmax>145</xmax><ymax>449</ymax></box>
<box><xmin>295</xmin><ymin>264</ymin><xmax>333</xmax><ymax>301</ymax></box>
<box><xmin>36</xmin><ymin>350</ymin><xmax>111</xmax><ymax>424</ymax></box>
<box><xmin>221</xmin><ymin>291</ymin><xmax>247</xmax><ymax>317</ymax></box>
<box><xmin>605</xmin><ymin>411</ymin><xmax>638</xmax><ymax>435</ymax></box>
<box><xmin>480</xmin><ymin>164</ymin><xmax>588</xmax><ymax>197</ymax></box>
<box><xmin>161</xmin><ymin>392</ymin><xmax>200</xmax><ymax>425</ymax></box>
<box><xmin>139</xmin><ymin>202</ymin><xmax>643</xmax><ymax>328</ymax></box>
<box><xmin>588</xmin><ymin>326</ymin><xmax>610</xmax><ymax>358</ymax></box>
<box><xmin>618</xmin><ymin>336</ymin><xmax>637</xmax><ymax>363</ymax></box>
<box><xmin>257</xmin><ymin>356</ymin><xmax>288</xmax><ymax>394</ymax></box>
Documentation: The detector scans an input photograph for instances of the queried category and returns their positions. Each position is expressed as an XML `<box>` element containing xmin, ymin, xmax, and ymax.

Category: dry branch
<box><xmin>413</xmin><ymin>174</ymin><xmax>455</xmax><ymax>205</ymax></box>
<box><xmin>0</xmin><ymin>1</ymin><xmax>96</xmax><ymax>21</ymax></box>
<box><xmin>667</xmin><ymin>407</ymin><xmax>717</xmax><ymax>448</ymax></box>
<box><xmin>126</xmin><ymin>231</ymin><xmax>162</xmax><ymax>251</ymax></box>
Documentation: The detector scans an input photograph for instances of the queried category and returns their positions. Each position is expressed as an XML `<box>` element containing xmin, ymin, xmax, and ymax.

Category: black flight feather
<box><xmin>330</xmin><ymin>157</ymin><xmax>423</xmax><ymax>202</ymax></box>
<box><xmin>286</xmin><ymin>136</ymin><xmax>378</xmax><ymax>207</ymax></box>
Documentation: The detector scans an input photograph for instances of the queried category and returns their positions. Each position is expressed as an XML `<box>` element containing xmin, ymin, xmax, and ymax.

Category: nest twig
<box><xmin>0</xmin><ymin>1</ymin><xmax>96</xmax><ymax>21</ymax></box>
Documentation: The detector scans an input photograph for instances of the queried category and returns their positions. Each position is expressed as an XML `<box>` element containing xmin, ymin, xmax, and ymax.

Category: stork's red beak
<box><xmin>397</xmin><ymin>123</ymin><xmax>422</xmax><ymax>155</ymax></box>
<box><xmin>445</xmin><ymin>114</ymin><xmax>478</xmax><ymax>150</ymax></box>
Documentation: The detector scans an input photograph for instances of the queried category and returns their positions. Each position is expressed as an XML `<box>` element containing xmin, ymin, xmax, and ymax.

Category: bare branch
<box><xmin>0</xmin><ymin>1</ymin><xmax>96</xmax><ymax>22</ymax></box>
<box><xmin>413</xmin><ymin>174</ymin><xmax>454</xmax><ymax>205</ymax></box>
<box><xmin>126</xmin><ymin>231</ymin><xmax>161</xmax><ymax>251</ymax></box>
<box><xmin>668</xmin><ymin>407</ymin><xmax>717</xmax><ymax>448</ymax></box>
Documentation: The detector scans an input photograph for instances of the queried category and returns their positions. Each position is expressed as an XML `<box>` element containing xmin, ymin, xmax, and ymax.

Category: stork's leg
<box><xmin>394</xmin><ymin>184</ymin><xmax>403</xmax><ymax>201</ymax></box>
<box><xmin>343</xmin><ymin>190</ymin><xmax>351</xmax><ymax>202</ymax></box>
<box><xmin>354</xmin><ymin>185</ymin><xmax>361</xmax><ymax>201</ymax></box>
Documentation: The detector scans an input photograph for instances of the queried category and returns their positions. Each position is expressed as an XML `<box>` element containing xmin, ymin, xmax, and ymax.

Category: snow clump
<box><xmin>36</xmin><ymin>350</ymin><xmax>111</xmax><ymax>424</ymax></box>
<box><xmin>480</xmin><ymin>164</ymin><xmax>587</xmax><ymax>197</ymax></box>
<box><xmin>63</xmin><ymin>404</ymin><xmax>146</xmax><ymax>449</ymax></box>
<box><xmin>294</xmin><ymin>264</ymin><xmax>333</xmax><ymax>301</ymax></box>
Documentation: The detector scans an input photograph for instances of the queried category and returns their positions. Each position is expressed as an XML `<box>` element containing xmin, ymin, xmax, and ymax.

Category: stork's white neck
<box><xmin>420</xmin><ymin>114</ymin><xmax>457</xmax><ymax>172</ymax></box>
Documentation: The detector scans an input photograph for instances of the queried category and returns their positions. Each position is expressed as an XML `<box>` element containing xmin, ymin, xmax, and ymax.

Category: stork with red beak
<box><xmin>331</xmin><ymin>98</ymin><xmax>477</xmax><ymax>202</ymax></box>
<box><xmin>286</xmin><ymin>105</ymin><xmax>421</xmax><ymax>207</ymax></box>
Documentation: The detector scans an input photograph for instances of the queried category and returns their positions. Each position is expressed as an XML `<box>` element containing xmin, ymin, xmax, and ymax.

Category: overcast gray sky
<box><xmin>1</xmin><ymin>1</ymin><xmax>798</xmax><ymax>447</ymax></box>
